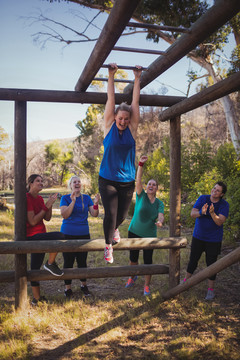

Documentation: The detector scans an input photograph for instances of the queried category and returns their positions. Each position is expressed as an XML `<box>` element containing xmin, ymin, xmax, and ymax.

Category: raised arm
<box><xmin>60</xmin><ymin>191</ymin><xmax>76</xmax><ymax>219</ymax></box>
<box><xmin>136</xmin><ymin>155</ymin><xmax>148</xmax><ymax>195</ymax></box>
<box><xmin>103</xmin><ymin>63</ymin><xmax>118</xmax><ymax>137</ymax></box>
<box><xmin>129</xmin><ymin>66</ymin><xmax>142</xmax><ymax>139</ymax></box>
<box><xmin>89</xmin><ymin>193</ymin><xmax>100</xmax><ymax>217</ymax></box>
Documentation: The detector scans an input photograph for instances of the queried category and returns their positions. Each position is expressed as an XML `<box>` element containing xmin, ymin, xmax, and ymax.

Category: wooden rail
<box><xmin>0</xmin><ymin>237</ymin><xmax>187</xmax><ymax>254</ymax></box>
<box><xmin>0</xmin><ymin>237</ymin><xmax>187</xmax><ymax>290</ymax></box>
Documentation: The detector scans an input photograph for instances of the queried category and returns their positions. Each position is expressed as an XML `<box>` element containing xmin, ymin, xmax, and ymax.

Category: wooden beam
<box><xmin>101</xmin><ymin>64</ymin><xmax>148</xmax><ymax>71</ymax></box>
<box><xmin>113</xmin><ymin>46</ymin><xmax>166</xmax><ymax>56</ymax></box>
<box><xmin>14</xmin><ymin>101</ymin><xmax>28</xmax><ymax>310</ymax></box>
<box><xmin>75</xmin><ymin>0</ymin><xmax>141</xmax><ymax>92</ymax></box>
<box><xmin>0</xmin><ymin>264</ymin><xmax>169</xmax><ymax>283</ymax></box>
<box><xmin>127</xmin><ymin>21</ymin><xmax>190</xmax><ymax>33</ymax></box>
<box><xmin>169</xmin><ymin>116</ymin><xmax>182</xmax><ymax>288</ymax></box>
<box><xmin>163</xmin><ymin>246</ymin><xmax>240</xmax><ymax>300</ymax></box>
<box><xmin>0</xmin><ymin>88</ymin><xmax>186</xmax><ymax>107</ymax></box>
<box><xmin>124</xmin><ymin>0</ymin><xmax>240</xmax><ymax>93</ymax></box>
<box><xmin>0</xmin><ymin>237</ymin><xmax>188</xmax><ymax>254</ymax></box>
<box><xmin>93</xmin><ymin>78</ymin><xmax>134</xmax><ymax>84</ymax></box>
<box><xmin>158</xmin><ymin>71</ymin><xmax>240</xmax><ymax>121</ymax></box>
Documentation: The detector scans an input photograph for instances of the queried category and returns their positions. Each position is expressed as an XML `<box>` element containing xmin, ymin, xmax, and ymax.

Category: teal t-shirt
<box><xmin>128</xmin><ymin>190</ymin><xmax>164</xmax><ymax>237</ymax></box>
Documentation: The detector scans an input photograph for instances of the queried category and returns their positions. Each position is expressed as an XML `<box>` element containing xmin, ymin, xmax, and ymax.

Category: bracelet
<box><xmin>93</xmin><ymin>204</ymin><xmax>98</xmax><ymax>210</ymax></box>
<box><xmin>199</xmin><ymin>208</ymin><xmax>202</xmax><ymax>216</ymax></box>
<box><xmin>138</xmin><ymin>161</ymin><xmax>144</xmax><ymax>167</ymax></box>
<box><xmin>43</xmin><ymin>204</ymin><xmax>48</xmax><ymax>212</ymax></box>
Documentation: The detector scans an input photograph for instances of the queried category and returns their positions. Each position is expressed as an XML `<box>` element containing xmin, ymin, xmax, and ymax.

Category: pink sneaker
<box><xmin>112</xmin><ymin>229</ymin><xmax>121</xmax><ymax>245</ymax></box>
<box><xmin>104</xmin><ymin>245</ymin><xmax>113</xmax><ymax>264</ymax></box>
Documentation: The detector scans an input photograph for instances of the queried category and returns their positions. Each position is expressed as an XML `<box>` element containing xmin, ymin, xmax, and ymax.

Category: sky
<box><xmin>0</xmin><ymin>0</ymin><xmax>234</xmax><ymax>144</ymax></box>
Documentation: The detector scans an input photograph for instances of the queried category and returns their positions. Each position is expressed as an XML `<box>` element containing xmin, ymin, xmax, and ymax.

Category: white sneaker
<box><xmin>104</xmin><ymin>245</ymin><xmax>113</xmax><ymax>264</ymax></box>
<box><xmin>112</xmin><ymin>229</ymin><xmax>120</xmax><ymax>245</ymax></box>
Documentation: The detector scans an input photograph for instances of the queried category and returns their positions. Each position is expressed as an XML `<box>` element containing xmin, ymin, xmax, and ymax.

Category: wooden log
<box><xmin>101</xmin><ymin>64</ymin><xmax>148</xmax><ymax>71</ymax></box>
<box><xmin>0</xmin><ymin>264</ymin><xmax>169</xmax><ymax>283</ymax></box>
<box><xmin>0</xmin><ymin>271</ymin><xmax>15</xmax><ymax>283</ymax></box>
<box><xmin>168</xmin><ymin>116</ymin><xmax>182</xmax><ymax>288</ymax></box>
<box><xmin>0</xmin><ymin>237</ymin><xmax>187</xmax><ymax>254</ymax></box>
<box><xmin>127</xmin><ymin>21</ymin><xmax>190</xmax><ymax>33</ymax></box>
<box><xmin>112</xmin><ymin>46</ymin><xmax>166</xmax><ymax>56</ymax></box>
<box><xmin>162</xmin><ymin>246</ymin><xmax>240</xmax><ymax>300</ymax></box>
<box><xmin>124</xmin><ymin>0</ymin><xmax>240</xmax><ymax>93</ymax></box>
<box><xmin>14</xmin><ymin>101</ymin><xmax>28</xmax><ymax>310</ymax></box>
<box><xmin>75</xmin><ymin>0</ymin><xmax>141</xmax><ymax>92</ymax></box>
<box><xmin>169</xmin><ymin>117</ymin><xmax>181</xmax><ymax>237</ymax></box>
<box><xmin>0</xmin><ymin>88</ymin><xmax>185</xmax><ymax>107</ymax></box>
<box><xmin>158</xmin><ymin>71</ymin><xmax>240</xmax><ymax>122</ymax></box>
<box><xmin>93</xmin><ymin>78</ymin><xmax>134</xmax><ymax>84</ymax></box>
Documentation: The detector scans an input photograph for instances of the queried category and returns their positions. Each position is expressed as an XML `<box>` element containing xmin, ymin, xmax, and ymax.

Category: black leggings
<box><xmin>99</xmin><ymin>176</ymin><xmax>135</xmax><ymax>245</ymax></box>
<box><xmin>128</xmin><ymin>231</ymin><xmax>153</xmax><ymax>264</ymax></box>
<box><xmin>27</xmin><ymin>231</ymin><xmax>65</xmax><ymax>287</ymax></box>
<box><xmin>62</xmin><ymin>234</ymin><xmax>90</xmax><ymax>285</ymax></box>
<box><xmin>187</xmin><ymin>236</ymin><xmax>221</xmax><ymax>281</ymax></box>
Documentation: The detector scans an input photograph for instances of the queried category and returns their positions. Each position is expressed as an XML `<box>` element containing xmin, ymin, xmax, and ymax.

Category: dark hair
<box><xmin>147</xmin><ymin>178</ymin><xmax>158</xmax><ymax>187</ymax></box>
<box><xmin>115</xmin><ymin>102</ymin><xmax>132</xmax><ymax>116</ymax></box>
<box><xmin>215</xmin><ymin>181</ymin><xmax>227</xmax><ymax>195</ymax></box>
<box><xmin>27</xmin><ymin>174</ymin><xmax>42</xmax><ymax>192</ymax></box>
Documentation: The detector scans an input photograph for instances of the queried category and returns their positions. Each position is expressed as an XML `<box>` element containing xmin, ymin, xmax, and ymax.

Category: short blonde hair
<box><xmin>68</xmin><ymin>175</ymin><xmax>84</xmax><ymax>211</ymax></box>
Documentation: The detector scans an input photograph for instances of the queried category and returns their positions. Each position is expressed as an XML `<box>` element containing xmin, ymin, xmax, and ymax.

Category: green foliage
<box><xmin>44</xmin><ymin>141</ymin><xmax>74</xmax><ymax>185</ymax></box>
<box><xmin>224</xmin><ymin>160</ymin><xmax>240</xmax><ymax>242</ymax></box>
<box><xmin>214</xmin><ymin>142</ymin><xmax>238</xmax><ymax>180</ymax></box>
<box><xmin>76</xmin><ymin>104</ymin><xmax>104</xmax><ymax>139</ymax></box>
<box><xmin>143</xmin><ymin>137</ymin><xmax>170</xmax><ymax>189</ymax></box>
<box><xmin>78</xmin><ymin>147</ymin><xmax>104</xmax><ymax>193</ymax></box>
<box><xmin>181</xmin><ymin>139</ymin><xmax>213</xmax><ymax>193</ymax></box>
<box><xmin>0</xmin><ymin>127</ymin><xmax>10</xmax><ymax>162</ymax></box>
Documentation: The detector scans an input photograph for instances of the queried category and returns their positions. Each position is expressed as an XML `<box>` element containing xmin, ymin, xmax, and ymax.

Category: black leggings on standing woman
<box><xmin>62</xmin><ymin>234</ymin><xmax>90</xmax><ymax>284</ymax></box>
<box><xmin>99</xmin><ymin>176</ymin><xmax>135</xmax><ymax>245</ymax></box>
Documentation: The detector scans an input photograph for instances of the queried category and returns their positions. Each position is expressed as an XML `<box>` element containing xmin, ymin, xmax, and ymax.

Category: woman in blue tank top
<box><xmin>99</xmin><ymin>63</ymin><xmax>142</xmax><ymax>264</ymax></box>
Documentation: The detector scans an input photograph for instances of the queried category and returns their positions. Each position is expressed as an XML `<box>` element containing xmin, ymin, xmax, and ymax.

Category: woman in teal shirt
<box><xmin>126</xmin><ymin>156</ymin><xmax>164</xmax><ymax>296</ymax></box>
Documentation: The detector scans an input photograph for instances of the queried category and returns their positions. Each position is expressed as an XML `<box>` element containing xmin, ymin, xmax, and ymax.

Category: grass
<box><xmin>0</xmin><ymin>205</ymin><xmax>239</xmax><ymax>360</ymax></box>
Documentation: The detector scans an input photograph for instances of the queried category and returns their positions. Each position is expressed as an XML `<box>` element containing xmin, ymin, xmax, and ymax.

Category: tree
<box><xmin>0</xmin><ymin>127</ymin><xmax>12</xmax><ymax>190</ymax></box>
<box><xmin>33</xmin><ymin>0</ymin><xmax>240</xmax><ymax>155</ymax></box>
<box><xmin>45</xmin><ymin>141</ymin><xmax>74</xmax><ymax>185</ymax></box>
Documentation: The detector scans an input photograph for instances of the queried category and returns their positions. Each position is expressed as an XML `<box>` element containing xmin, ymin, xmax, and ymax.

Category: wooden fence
<box><xmin>0</xmin><ymin>237</ymin><xmax>187</xmax><ymax>300</ymax></box>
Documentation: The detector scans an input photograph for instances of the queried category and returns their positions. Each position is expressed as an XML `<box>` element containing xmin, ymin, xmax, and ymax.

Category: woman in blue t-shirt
<box><xmin>60</xmin><ymin>175</ymin><xmax>100</xmax><ymax>297</ymax></box>
<box><xmin>98</xmin><ymin>63</ymin><xmax>142</xmax><ymax>264</ymax></box>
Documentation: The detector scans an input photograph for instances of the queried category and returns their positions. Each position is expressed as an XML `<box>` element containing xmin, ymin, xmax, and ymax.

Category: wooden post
<box><xmin>14</xmin><ymin>101</ymin><xmax>27</xmax><ymax>309</ymax></box>
<box><xmin>169</xmin><ymin>116</ymin><xmax>181</xmax><ymax>288</ymax></box>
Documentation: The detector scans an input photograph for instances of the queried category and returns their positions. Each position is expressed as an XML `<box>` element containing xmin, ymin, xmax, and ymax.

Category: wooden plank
<box><xmin>0</xmin><ymin>237</ymin><xmax>188</xmax><ymax>254</ymax></box>
<box><xmin>0</xmin><ymin>88</ymin><xmax>186</xmax><ymax>106</ymax></box>
<box><xmin>14</xmin><ymin>101</ymin><xmax>28</xmax><ymax>310</ymax></box>
<box><xmin>158</xmin><ymin>71</ymin><xmax>240</xmax><ymax>121</ymax></box>
<box><xmin>127</xmin><ymin>21</ymin><xmax>190</xmax><ymax>33</ymax></box>
<box><xmin>124</xmin><ymin>0</ymin><xmax>240</xmax><ymax>93</ymax></box>
<box><xmin>163</xmin><ymin>246</ymin><xmax>240</xmax><ymax>300</ymax></box>
<box><xmin>75</xmin><ymin>0</ymin><xmax>141</xmax><ymax>92</ymax></box>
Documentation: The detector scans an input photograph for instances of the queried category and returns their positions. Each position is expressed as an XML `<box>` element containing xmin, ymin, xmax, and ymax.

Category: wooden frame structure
<box><xmin>0</xmin><ymin>0</ymin><xmax>240</xmax><ymax>309</ymax></box>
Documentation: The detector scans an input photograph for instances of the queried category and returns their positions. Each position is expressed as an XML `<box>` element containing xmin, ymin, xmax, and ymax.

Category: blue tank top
<box><xmin>99</xmin><ymin>122</ymin><xmax>136</xmax><ymax>182</ymax></box>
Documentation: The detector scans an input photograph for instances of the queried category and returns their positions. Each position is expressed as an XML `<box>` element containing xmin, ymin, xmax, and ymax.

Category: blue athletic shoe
<box><xmin>125</xmin><ymin>276</ymin><xmax>138</xmax><ymax>288</ymax></box>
